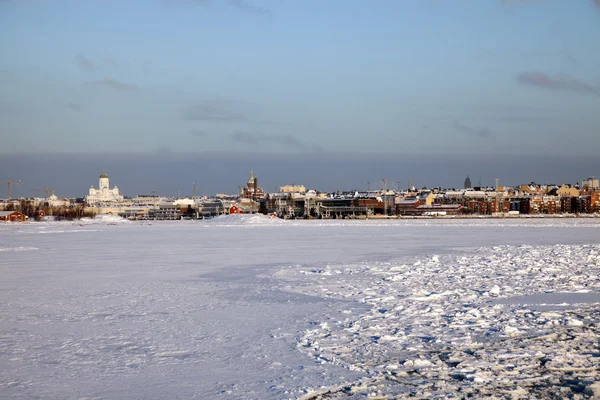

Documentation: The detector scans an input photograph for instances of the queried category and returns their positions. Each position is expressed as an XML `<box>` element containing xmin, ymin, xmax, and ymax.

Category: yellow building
<box><xmin>556</xmin><ymin>185</ymin><xmax>580</xmax><ymax>197</ymax></box>
<box><xmin>280</xmin><ymin>184</ymin><xmax>306</xmax><ymax>193</ymax></box>
<box><xmin>418</xmin><ymin>191</ymin><xmax>435</xmax><ymax>206</ymax></box>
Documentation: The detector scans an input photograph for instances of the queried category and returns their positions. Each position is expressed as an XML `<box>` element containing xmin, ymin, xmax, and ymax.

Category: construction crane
<box><xmin>30</xmin><ymin>188</ymin><xmax>55</xmax><ymax>198</ymax></box>
<box><xmin>1</xmin><ymin>180</ymin><xmax>21</xmax><ymax>200</ymax></box>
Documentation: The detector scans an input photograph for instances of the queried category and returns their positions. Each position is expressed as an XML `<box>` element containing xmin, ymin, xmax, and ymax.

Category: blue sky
<box><xmin>1</xmin><ymin>0</ymin><xmax>599</xmax><ymax>156</ymax></box>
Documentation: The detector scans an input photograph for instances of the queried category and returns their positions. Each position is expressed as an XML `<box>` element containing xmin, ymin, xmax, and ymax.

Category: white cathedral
<box><xmin>86</xmin><ymin>172</ymin><xmax>124</xmax><ymax>205</ymax></box>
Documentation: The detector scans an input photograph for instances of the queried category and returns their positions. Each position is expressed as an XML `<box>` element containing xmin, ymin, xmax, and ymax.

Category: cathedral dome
<box><xmin>99</xmin><ymin>172</ymin><xmax>109</xmax><ymax>179</ymax></box>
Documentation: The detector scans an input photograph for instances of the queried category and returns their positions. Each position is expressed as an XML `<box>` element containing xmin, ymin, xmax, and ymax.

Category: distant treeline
<box><xmin>4</xmin><ymin>200</ymin><xmax>95</xmax><ymax>221</ymax></box>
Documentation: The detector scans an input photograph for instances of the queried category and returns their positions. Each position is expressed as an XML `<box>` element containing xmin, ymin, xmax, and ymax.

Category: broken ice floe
<box><xmin>279</xmin><ymin>244</ymin><xmax>600</xmax><ymax>398</ymax></box>
<box><xmin>0</xmin><ymin>247</ymin><xmax>39</xmax><ymax>252</ymax></box>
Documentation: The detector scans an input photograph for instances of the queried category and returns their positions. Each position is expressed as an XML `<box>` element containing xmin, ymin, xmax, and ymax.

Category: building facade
<box><xmin>280</xmin><ymin>184</ymin><xmax>306</xmax><ymax>194</ymax></box>
<box><xmin>0</xmin><ymin>211</ymin><xmax>27</xmax><ymax>222</ymax></box>
<box><xmin>240</xmin><ymin>171</ymin><xmax>265</xmax><ymax>201</ymax></box>
<box><xmin>86</xmin><ymin>173</ymin><xmax>124</xmax><ymax>205</ymax></box>
<box><xmin>582</xmin><ymin>176</ymin><xmax>599</xmax><ymax>189</ymax></box>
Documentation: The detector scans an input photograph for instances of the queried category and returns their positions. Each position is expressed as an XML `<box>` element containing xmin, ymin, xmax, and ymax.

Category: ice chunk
<box><xmin>489</xmin><ymin>285</ymin><xmax>500</xmax><ymax>296</ymax></box>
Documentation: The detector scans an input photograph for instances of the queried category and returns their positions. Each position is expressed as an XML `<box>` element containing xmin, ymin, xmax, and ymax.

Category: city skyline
<box><xmin>1</xmin><ymin>0</ymin><xmax>600</xmax><ymax>157</ymax></box>
<box><xmin>1</xmin><ymin>152</ymin><xmax>598</xmax><ymax>198</ymax></box>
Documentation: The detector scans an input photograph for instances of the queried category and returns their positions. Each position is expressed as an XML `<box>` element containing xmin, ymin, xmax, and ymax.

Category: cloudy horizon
<box><xmin>1</xmin><ymin>0</ymin><xmax>599</xmax><ymax>195</ymax></box>
<box><xmin>1</xmin><ymin>151</ymin><xmax>598</xmax><ymax>198</ymax></box>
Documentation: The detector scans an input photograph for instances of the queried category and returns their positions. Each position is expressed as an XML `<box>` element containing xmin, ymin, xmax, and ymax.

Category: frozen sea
<box><xmin>1</xmin><ymin>216</ymin><xmax>600</xmax><ymax>399</ymax></box>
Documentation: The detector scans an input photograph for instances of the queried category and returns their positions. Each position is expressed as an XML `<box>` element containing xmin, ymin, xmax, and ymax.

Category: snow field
<box><xmin>278</xmin><ymin>244</ymin><xmax>600</xmax><ymax>398</ymax></box>
<box><xmin>1</xmin><ymin>217</ymin><xmax>599</xmax><ymax>399</ymax></box>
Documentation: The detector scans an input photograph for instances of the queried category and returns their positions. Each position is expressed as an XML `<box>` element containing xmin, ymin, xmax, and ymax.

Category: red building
<box><xmin>0</xmin><ymin>211</ymin><xmax>27</xmax><ymax>222</ymax></box>
<box><xmin>591</xmin><ymin>191</ymin><xmax>600</xmax><ymax>213</ymax></box>
<box><xmin>395</xmin><ymin>198</ymin><xmax>422</xmax><ymax>215</ymax></box>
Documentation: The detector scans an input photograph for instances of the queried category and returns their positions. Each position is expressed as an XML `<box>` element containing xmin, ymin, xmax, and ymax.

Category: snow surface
<box><xmin>0</xmin><ymin>217</ymin><xmax>599</xmax><ymax>399</ymax></box>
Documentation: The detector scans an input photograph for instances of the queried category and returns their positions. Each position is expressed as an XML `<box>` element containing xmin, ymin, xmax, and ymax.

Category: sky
<box><xmin>1</xmin><ymin>0</ymin><xmax>599</xmax><ymax>196</ymax></box>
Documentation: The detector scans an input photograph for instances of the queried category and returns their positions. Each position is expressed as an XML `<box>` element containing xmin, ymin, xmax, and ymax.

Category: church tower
<box><xmin>99</xmin><ymin>172</ymin><xmax>109</xmax><ymax>191</ymax></box>
<box><xmin>248</xmin><ymin>170</ymin><xmax>255</xmax><ymax>191</ymax></box>
<box><xmin>464</xmin><ymin>175</ymin><xmax>472</xmax><ymax>189</ymax></box>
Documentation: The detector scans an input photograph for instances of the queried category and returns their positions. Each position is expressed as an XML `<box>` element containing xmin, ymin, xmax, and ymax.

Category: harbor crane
<box><xmin>30</xmin><ymin>188</ymin><xmax>55</xmax><ymax>198</ymax></box>
<box><xmin>1</xmin><ymin>180</ymin><xmax>21</xmax><ymax>200</ymax></box>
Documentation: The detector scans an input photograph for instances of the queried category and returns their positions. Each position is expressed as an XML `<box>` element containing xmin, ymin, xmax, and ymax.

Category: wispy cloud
<box><xmin>453</xmin><ymin>121</ymin><xmax>495</xmax><ymax>139</ymax></box>
<box><xmin>493</xmin><ymin>116</ymin><xmax>544</xmax><ymax>123</ymax></box>
<box><xmin>166</xmin><ymin>0</ymin><xmax>210</xmax><ymax>4</ymax></box>
<box><xmin>98</xmin><ymin>56</ymin><xmax>119</xmax><ymax>69</ymax></box>
<box><xmin>311</xmin><ymin>144</ymin><xmax>324</xmax><ymax>153</ymax></box>
<box><xmin>182</xmin><ymin>102</ymin><xmax>248</xmax><ymax>122</ymax></box>
<box><xmin>155</xmin><ymin>144</ymin><xmax>171</xmax><ymax>154</ymax></box>
<box><xmin>230</xmin><ymin>131</ymin><xmax>319</xmax><ymax>151</ymax></box>
<box><xmin>140</xmin><ymin>59</ymin><xmax>153</xmax><ymax>75</ymax></box>
<box><xmin>89</xmin><ymin>79</ymin><xmax>139</xmax><ymax>91</ymax></box>
<box><xmin>74</xmin><ymin>55</ymin><xmax>95</xmax><ymax>74</ymax></box>
<box><xmin>166</xmin><ymin>0</ymin><xmax>270</xmax><ymax>15</ymax></box>
<box><xmin>500</xmin><ymin>0</ymin><xmax>544</xmax><ymax>4</ymax></box>
<box><xmin>182</xmin><ymin>99</ymin><xmax>283</xmax><ymax>125</ymax></box>
<box><xmin>500</xmin><ymin>0</ymin><xmax>543</xmax><ymax>5</ymax></box>
<box><xmin>68</xmin><ymin>102</ymin><xmax>84</xmax><ymax>112</ymax></box>
<box><xmin>516</xmin><ymin>71</ymin><xmax>600</xmax><ymax>96</ymax></box>
<box><xmin>476</xmin><ymin>103</ymin><xmax>556</xmax><ymax>123</ymax></box>
<box><xmin>560</xmin><ymin>48</ymin><xmax>577</xmax><ymax>66</ymax></box>
<box><xmin>594</xmin><ymin>0</ymin><xmax>600</xmax><ymax>9</ymax></box>
<box><xmin>190</xmin><ymin>129</ymin><xmax>207</xmax><ymax>137</ymax></box>
<box><xmin>227</xmin><ymin>0</ymin><xmax>269</xmax><ymax>15</ymax></box>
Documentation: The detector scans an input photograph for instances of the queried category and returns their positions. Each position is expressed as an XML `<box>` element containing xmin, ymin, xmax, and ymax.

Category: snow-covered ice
<box><xmin>1</xmin><ymin>217</ymin><xmax>599</xmax><ymax>399</ymax></box>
